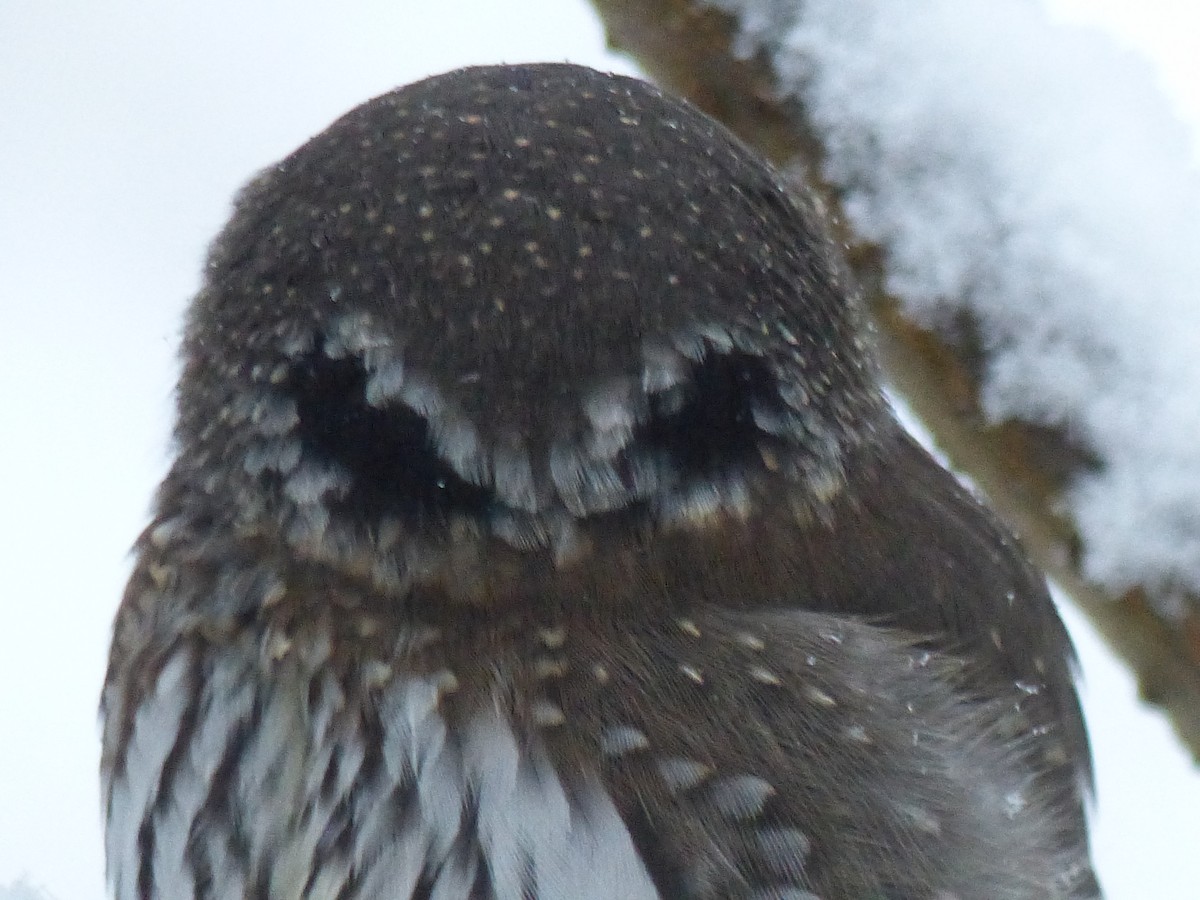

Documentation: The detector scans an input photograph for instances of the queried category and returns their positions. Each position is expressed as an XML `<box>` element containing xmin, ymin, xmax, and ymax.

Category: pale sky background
<box><xmin>0</xmin><ymin>2</ymin><xmax>1196</xmax><ymax>899</ymax></box>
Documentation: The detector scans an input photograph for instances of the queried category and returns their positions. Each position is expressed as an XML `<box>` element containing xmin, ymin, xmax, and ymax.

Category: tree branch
<box><xmin>589</xmin><ymin>0</ymin><xmax>1200</xmax><ymax>760</ymax></box>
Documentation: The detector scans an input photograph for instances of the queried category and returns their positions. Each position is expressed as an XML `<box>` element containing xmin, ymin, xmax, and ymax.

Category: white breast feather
<box><xmin>105</xmin><ymin>651</ymin><xmax>661</xmax><ymax>900</ymax></box>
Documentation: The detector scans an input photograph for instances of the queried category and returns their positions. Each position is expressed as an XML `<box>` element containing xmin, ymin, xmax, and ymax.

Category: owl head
<box><xmin>164</xmin><ymin>64</ymin><xmax>885</xmax><ymax>605</ymax></box>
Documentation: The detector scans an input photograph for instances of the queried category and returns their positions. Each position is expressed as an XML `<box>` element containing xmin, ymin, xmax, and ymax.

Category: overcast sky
<box><xmin>0</xmin><ymin>2</ymin><xmax>1196</xmax><ymax>899</ymax></box>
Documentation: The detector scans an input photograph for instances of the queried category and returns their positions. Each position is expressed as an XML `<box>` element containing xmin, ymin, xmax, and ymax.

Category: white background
<box><xmin>0</xmin><ymin>1</ymin><xmax>1196</xmax><ymax>898</ymax></box>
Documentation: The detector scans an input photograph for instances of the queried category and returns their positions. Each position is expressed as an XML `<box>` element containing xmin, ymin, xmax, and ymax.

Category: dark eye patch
<box><xmin>287</xmin><ymin>349</ymin><xmax>493</xmax><ymax>526</ymax></box>
<box><xmin>284</xmin><ymin>339</ymin><xmax>786</xmax><ymax>529</ymax></box>
<box><xmin>638</xmin><ymin>350</ymin><xmax>784</xmax><ymax>481</ymax></box>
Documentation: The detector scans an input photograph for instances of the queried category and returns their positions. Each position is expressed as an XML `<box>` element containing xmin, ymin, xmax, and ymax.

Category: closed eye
<box><xmin>284</xmin><ymin>341</ymin><xmax>786</xmax><ymax>531</ymax></box>
<box><xmin>638</xmin><ymin>350</ymin><xmax>784</xmax><ymax>481</ymax></box>
<box><xmin>287</xmin><ymin>349</ymin><xmax>493</xmax><ymax>526</ymax></box>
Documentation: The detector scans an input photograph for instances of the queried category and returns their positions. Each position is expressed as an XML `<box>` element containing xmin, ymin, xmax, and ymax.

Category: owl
<box><xmin>101</xmin><ymin>64</ymin><xmax>1099</xmax><ymax>899</ymax></box>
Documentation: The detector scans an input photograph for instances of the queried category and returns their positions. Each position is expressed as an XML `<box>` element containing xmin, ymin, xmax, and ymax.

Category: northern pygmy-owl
<box><xmin>102</xmin><ymin>64</ymin><xmax>1099</xmax><ymax>899</ymax></box>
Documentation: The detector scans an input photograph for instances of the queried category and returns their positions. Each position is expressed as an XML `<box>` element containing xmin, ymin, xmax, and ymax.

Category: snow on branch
<box><xmin>716</xmin><ymin>0</ymin><xmax>1200</xmax><ymax>607</ymax></box>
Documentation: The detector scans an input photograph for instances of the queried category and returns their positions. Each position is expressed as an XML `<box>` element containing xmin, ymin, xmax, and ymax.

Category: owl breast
<box><xmin>101</xmin><ymin>635</ymin><xmax>660</xmax><ymax>900</ymax></box>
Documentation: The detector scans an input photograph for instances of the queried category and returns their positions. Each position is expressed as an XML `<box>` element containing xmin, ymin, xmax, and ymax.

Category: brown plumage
<box><xmin>102</xmin><ymin>63</ymin><xmax>1099</xmax><ymax>899</ymax></box>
